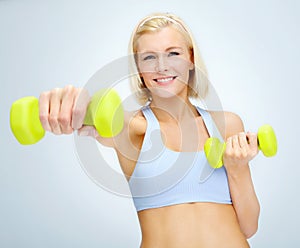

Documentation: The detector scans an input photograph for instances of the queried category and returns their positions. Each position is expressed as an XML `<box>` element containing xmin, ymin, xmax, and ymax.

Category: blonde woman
<box><xmin>39</xmin><ymin>13</ymin><xmax>260</xmax><ymax>248</ymax></box>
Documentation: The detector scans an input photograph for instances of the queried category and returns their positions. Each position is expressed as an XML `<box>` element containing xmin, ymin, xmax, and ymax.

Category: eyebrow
<box><xmin>139</xmin><ymin>46</ymin><xmax>183</xmax><ymax>54</ymax></box>
<box><xmin>165</xmin><ymin>46</ymin><xmax>183</xmax><ymax>51</ymax></box>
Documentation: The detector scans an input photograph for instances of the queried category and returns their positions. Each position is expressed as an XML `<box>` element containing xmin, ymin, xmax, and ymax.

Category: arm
<box><xmin>39</xmin><ymin>85</ymin><xmax>115</xmax><ymax>147</ymax></box>
<box><xmin>39</xmin><ymin>85</ymin><xmax>147</xmax><ymax>180</ymax></box>
<box><xmin>223</xmin><ymin>112</ymin><xmax>260</xmax><ymax>239</ymax></box>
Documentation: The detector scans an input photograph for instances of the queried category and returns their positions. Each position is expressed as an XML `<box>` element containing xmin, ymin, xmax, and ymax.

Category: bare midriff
<box><xmin>137</xmin><ymin>202</ymin><xmax>250</xmax><ymax>248</ymax></box>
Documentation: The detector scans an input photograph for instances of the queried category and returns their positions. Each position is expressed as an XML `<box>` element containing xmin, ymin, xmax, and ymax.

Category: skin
<box><xmin>39</xmin><ymin>25</ymin><xmax>260</xmax><ymax>247</ymax></box>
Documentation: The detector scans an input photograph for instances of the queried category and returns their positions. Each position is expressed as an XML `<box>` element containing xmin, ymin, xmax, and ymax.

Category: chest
<box><xmin>118</xmin><ymin>116</ymin><xmax>209</xmax><ymax>180</ymax></box>
<box><xmin>159</xmin><ymin>117</ymin><xmax>209</xmax><ymax>152</ymax></box>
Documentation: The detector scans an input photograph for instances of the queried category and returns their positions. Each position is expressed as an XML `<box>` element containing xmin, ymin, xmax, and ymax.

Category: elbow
<box><xmin>243</xmin><ymin>223</ymin><xmax>258</xmax><ymax>239</ymax></box>
<box><xmin>242</xmin><ymin>206</ymin><xmax>260</xmax><ymax>239</ymax></box>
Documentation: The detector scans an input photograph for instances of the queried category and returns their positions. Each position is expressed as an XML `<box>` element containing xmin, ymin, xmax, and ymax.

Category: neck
<box><xmin>149</xmin><ymin>95</ymin><xmax>198</xmax><ymax>123</ymax></box>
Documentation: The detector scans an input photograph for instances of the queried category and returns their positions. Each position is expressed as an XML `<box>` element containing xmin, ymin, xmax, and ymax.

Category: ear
<box><xmin>189</xmin><ymin>62</ymin><xmax>195</xmax><ymax>71</ymax></box>
<box><xmin>189</xmin><ymin>48</ymin><xmax>195</xmax><ymax>70</ymax></box>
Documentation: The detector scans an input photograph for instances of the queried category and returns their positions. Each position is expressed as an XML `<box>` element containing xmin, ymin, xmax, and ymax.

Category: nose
<box><xmin>156</xmin><ymin>54</ymin><xmax>169</xmax><ymax>73</ymax></box>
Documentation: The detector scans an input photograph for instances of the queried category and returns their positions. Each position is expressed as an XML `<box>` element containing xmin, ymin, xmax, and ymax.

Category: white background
<box><xmin>1</xmin><ymin>0</ymin><xmax>299</xmax><ymax>247</ymax></box>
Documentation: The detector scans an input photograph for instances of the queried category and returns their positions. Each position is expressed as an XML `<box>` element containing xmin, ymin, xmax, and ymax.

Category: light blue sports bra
<box><xmin>128</xmin><ymin>105</ymin><xmax>232</xmax><ymax>212</ymax></box>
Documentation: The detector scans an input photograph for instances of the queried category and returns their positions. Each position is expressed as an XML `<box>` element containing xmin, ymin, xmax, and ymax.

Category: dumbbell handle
<box><xmin>204</xmin><ymin>124</ymin><xmax>277</xmax><ymax>168</ymax></box>
<box><xmin>10</xmin><ymin>88</ymin><xmax>124</xmax><ymax>145</ymax></box>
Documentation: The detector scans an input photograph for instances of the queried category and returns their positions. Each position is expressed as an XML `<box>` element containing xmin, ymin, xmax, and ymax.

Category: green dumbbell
<box><xmin>10</xmin><ymin>88</ymin><xmax>124</xmax><ymax>145</ymax></box>
<box><xmin>204</xmin><ymin>124</ymin><xmax>277</xmax><ymax>168</ymax></box>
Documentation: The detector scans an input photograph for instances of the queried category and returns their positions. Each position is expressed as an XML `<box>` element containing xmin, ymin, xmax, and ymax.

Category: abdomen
<box><xmin>138</xmin><ymin>202</ymin><xmax>249</xmax><ymax>248</ymax></box>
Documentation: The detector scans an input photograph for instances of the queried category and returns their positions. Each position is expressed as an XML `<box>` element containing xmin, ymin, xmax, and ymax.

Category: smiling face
<box><xmin>135</xmin><ymin>26</ymin><xmax>194</xmax><ymax>100</ymax></box>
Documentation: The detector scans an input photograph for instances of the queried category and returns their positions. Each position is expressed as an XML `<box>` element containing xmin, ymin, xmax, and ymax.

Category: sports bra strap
<box><xmin>141</xmin><ymin>105</ymin><xmax>160</xmax><ymax>130</ymax></box>
<box><xmin>142</xmin><ymin>105</ymin><xmax>224</xmax><ymax>142</ymax></box>
<box><xmin>195</xmin><ymin>107</ymin><xmax>224</xmax><ymax>142</ymax></box>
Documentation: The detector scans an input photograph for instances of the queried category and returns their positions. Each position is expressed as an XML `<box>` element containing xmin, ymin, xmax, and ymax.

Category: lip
<box><xmin>153</xmin><ymin>76</ymin><xmax>177</xmax><ymax>86</ymax></box>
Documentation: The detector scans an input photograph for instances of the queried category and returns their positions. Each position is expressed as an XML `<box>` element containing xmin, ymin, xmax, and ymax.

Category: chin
<box><xmin>152</xmin><ymin>88</ymin><xmax>185</xmax><ymax>100</ymax></box>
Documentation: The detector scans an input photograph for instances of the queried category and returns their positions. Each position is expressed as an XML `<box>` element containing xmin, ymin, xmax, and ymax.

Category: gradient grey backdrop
<box><xmin>1</xmin><ymin>0</ymin><xmax>299</xmax><ymax>247</ymax></box>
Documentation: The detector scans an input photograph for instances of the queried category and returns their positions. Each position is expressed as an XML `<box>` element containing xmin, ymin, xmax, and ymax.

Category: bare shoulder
<box><xmin>223</xmin><ymin>112</ymin><xmax>245</xmax><ymax>138</ymax></box>
<box><xmin>208</xmin><ymin>111</ymin><xmax>245</xmax><ymax>140</ymax></box>
<box><xmin>125</xmin><ymin>109</ymin><xmax>147</xmax><ymax>136</ymax></box>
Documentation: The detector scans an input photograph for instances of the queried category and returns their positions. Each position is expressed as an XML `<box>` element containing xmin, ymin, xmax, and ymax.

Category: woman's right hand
<box><xmin>38</xmin><ymin>85</ymin><xmax>90</xmax><ymax>135</ymax></box>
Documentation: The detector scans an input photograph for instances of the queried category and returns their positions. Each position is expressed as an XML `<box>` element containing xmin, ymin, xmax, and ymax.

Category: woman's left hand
<box><xmin>223</xmin><ymin>132</ymin><xmax>259</xmax><ymax>175</ymax></box>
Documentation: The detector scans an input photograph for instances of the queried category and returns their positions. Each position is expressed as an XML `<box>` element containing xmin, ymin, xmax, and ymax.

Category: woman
<box><xmin>39</xmin><ymin>13</ymin><xmax>260</xmax><ymax>248</ymax></box>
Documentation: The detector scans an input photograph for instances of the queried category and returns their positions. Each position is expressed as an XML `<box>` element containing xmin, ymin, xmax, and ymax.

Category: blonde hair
<box><xmin>128</xmin><ymin>13</ymin><xmax>209</xmax><ymax>105</ymax></box>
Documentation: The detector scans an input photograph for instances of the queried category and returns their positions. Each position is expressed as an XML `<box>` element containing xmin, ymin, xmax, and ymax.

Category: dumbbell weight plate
<box><xmin>257</xmin><ymin>124</ymin><xmax>277</xmax><ymax>157</ymax></box>
<box><xmin>204</xmin><ymin>137</ymin><xmax>226</xmax><ymax>169</ymax></box>
<box><xmin>10</xmin><ymin>96</ymin><xmax>45</xmax><ymax>145</ymax></box>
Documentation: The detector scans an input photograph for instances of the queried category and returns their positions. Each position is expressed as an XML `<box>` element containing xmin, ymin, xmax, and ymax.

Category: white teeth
<box><xmin>156</xmin><ymin>77</ymin><xmax>174</xmax><ymax>83</ymax></box>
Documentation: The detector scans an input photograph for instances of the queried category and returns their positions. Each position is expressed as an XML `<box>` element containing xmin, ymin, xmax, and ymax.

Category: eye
<box><xmin>143</xmin><ymin>55</ymin><xmax>156</xmax><ymax>61</ymax></box>
<box><xmin>168</xmin><ymin>51</ymin><xmax>180</xmax><ymax>56</ymax></box>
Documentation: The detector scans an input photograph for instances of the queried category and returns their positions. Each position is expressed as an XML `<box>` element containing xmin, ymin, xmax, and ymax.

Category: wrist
<box><xmin>225</xmin><ymin>163</ymin><xmax>251</xmax><ymax>180</ymax></box>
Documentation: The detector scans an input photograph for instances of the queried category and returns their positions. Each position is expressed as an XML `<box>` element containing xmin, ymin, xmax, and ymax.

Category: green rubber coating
<box><xmin>83</xmin><ymin>89</ymin><xmax>124</xmax><ymax>138</ymax></box>
<box><xmin>10</xmin><ymin>96</ymin><xmax>45</xmax><ymax>145</ymax></box>
<box><xmin>257</xmin><ymin>124</ymin><xmax>277</xmax><ymax>157</ymax></box>
<box><xmin>10</xmin><ymin>88</ymin><xmax>124</xmax><ymax>145</ymax></box>
<box><xmin>204</xmin><ymin>137</ymin><xmax>226</xmax><ymax>169</ymax></box>
<box><xmin>204</xmin><ymin>124</ymin><xmax>278</xmax><ymax>168</ymax></box>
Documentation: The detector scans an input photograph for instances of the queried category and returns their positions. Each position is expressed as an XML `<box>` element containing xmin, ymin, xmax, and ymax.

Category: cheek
<box><xmin>139</xmin><ymin>72</ymin><xmax>154</xmax><ymax>89</ymax></box>
<box><xmin>140</xmin><ymin>72</ymin><xmax>153</xmax><ymax>81</ymax></box>
<box><xmin>174</xmin><ymin>61</ymin><xmax>192</xmax><ymax>82</ymax></box>
<box><xmin>171</xmin><ymin>56</ymin><xmax>192</xmax><ymax>71</ymax></box>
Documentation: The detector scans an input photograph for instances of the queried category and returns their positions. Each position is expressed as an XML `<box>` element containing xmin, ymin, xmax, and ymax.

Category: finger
<box><xmin>72</xmin><ymin>88</ymin><xmax>90</xmax><ymax>130</ymax></box>
<box><xmin>238</xmin><ymin>132</ymin><xmax>248</xmax><ymax>149</ymax></box>
<box><xmin>247</xmin><ymin>132</ymin><xmax>258</xmax><ymax>152</ymax></box>
<box><xmin>39</xmin><ymin>92</ymin><xmax>51</xmax><ymax>132</ymax></box>
<box><xmin>49</xmin><ymin>88</ymin><xmax>62</xmax><ymax>134</ymax></box>
<box><xmin>232</xmin><ymin>135</ymin><xmax>240</xmax><ymax>150</ymax></box>
<box><xmin>225</xmin><ymin>136</ymin><xmax>233</xmax><ymax>153</ymax></box>
<box><xmin>59</xmin><ymin>86</ymin><xmax>76</xmax><ymax>134</ymax></box>
<box><xmin>238</xmin><ymin>132</ymin><xmax>249</xmax><ymax>158</ymax></box>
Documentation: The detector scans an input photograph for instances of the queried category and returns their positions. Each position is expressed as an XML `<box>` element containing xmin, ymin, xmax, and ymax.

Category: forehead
<box><xmin>136</xmin><ymin>26</ymin><xmax>189</xmax><ymax>53</ymax></box>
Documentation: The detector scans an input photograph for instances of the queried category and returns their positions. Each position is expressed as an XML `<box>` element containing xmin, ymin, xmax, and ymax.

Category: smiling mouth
<box><xmin>153</xmin><ymin>76</ymin><xmax>177</xmax><ymax>84</ymax></box>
